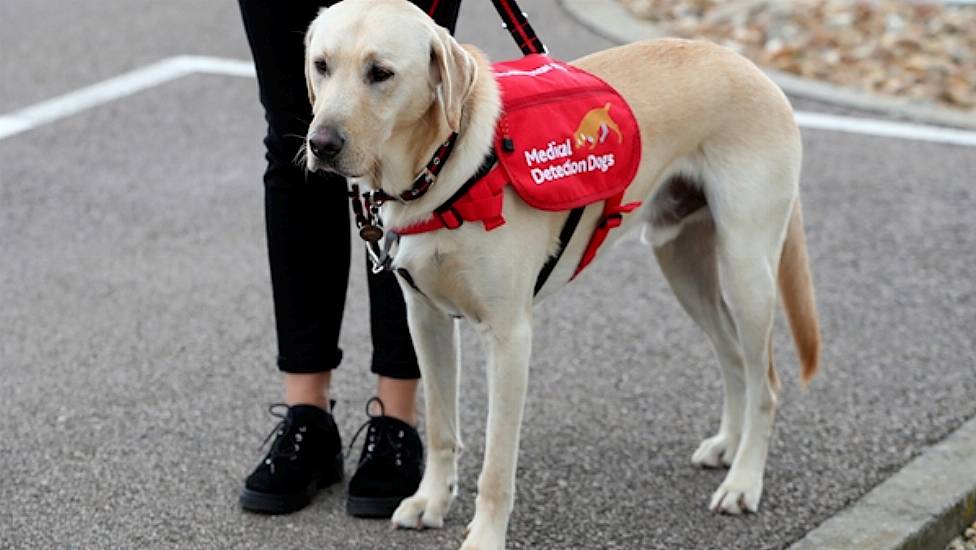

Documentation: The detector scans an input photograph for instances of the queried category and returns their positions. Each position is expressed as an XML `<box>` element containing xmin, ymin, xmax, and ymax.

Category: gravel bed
<box><xmin>948</xmin><ymin>519</ymin><xmax>976</xmax><ymax>550</ymax></box>
<box><xmin>618</xmin><ymin>0</ymin><xmax>975</xmax><ymax>112</ymax></box>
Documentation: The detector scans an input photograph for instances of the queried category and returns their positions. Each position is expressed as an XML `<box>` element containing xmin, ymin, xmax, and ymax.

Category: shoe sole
<box><xmin>346</xmin><ymin>495</ymin><xmax>408</xmax><ymax>519</ymax></box>
<box><xmin>239</xmin><ymin>453</ymin><xmax>343</xmax><ymax>515</ymax></box>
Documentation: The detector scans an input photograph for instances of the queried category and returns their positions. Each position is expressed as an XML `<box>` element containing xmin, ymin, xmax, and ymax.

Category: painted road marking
<box><xmin>0</xmin><ymin>56</ymin><xmax>253</xmax><ymax>141</ymax></box>
<box><xmin>795</xmin><ymin>111</ymin><xmax>976</xmax><ymax>148</ymax></box>
<box><xmin>1</xmin><ymin>55</ymin><xmax>974</xmax><ymax>148</ymax></box>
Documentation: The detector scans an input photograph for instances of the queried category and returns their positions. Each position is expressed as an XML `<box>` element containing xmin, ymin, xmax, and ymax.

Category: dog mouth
<box><xmin>314</xmin><ymin>164</ymin><xmax>363</xmax><ymax>179</ymax></box>
<box><xmin>307</xmin><ymin>157</ymin><xmax>365</xmax><ymax>179</ymax></box>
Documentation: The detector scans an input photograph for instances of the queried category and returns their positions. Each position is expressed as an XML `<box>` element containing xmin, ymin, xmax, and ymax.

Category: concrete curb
<box><xmin>558</xmin><ymin>0</ymin><xmax>976</xmax><ymax>130</ymax></box>
<box><xmin>789</xmin><ymin>415</ymin><xmax>976</xmax><ymax>550</ymax></box>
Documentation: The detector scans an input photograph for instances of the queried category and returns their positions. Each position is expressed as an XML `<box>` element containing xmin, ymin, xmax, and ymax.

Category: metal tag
<box><xmin>360</xmin><ymin>225</ymin><xmax>384</xmax><ymax>242</ymax></box>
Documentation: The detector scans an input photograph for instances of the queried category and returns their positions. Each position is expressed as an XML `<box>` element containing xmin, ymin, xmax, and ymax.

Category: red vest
<box><xmin>397</xmin><ymin>54</ymin><xmax>642</xmax><ymax>278</ymax></box>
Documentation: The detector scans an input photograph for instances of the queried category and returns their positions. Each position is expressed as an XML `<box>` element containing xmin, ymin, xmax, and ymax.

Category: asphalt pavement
<box><xmin>1</xmin><ymin>1</ymin><xmax>974</xmax><ymax>549</ymax></box>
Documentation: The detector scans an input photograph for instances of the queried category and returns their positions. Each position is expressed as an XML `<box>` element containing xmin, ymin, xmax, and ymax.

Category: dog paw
<box><xmin>708</xmin><ymin>476</ymin><xmax>762</xmax><ymax>515</ymax></box>
<box><xmin>692</xmin><ymin>433</ymin><xmax>739</xmax><ymax>468</ymax></box>
<box><xmin>459</xmin><ymin>520</ymin><xmax>504</xmax><ymax>550</ymax></box>
<box><xmin>391</xmin><ymin>493</ymin><xmax>450</xmax><ymax>529</ymax></box>
<box><xmin>459</xmin><ymin>541</ymin><xmax>503</xmax><ymax>550</ymax></box>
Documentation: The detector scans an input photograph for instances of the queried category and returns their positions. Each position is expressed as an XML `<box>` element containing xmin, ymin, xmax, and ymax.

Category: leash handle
<box><xmin>490</xmin><ymin>0</ymin><xmax>547</xmax><ymax>55</ymax></box>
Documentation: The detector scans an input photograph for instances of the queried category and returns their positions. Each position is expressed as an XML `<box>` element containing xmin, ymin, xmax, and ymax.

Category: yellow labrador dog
<box><xmin>304</xmin><ymin>1</ymin><xmax>820</xmax><ymax>548</ymax></box>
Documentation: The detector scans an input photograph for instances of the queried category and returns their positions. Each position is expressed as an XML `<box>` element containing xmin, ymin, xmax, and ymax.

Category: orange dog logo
<box><xmin>573</xmin><ymin>103</ymin><xmax>623</xmax><ymax>150</ymax></box>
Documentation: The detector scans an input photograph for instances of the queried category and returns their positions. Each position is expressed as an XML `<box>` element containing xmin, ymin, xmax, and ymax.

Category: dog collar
<box><xmin>347</xmin><ymin>131</ymin><xmax>461</xmax><ymax>272</ymax></box>
<box><xmin>369</xmin><ymin>132</ymin><xmax>459</xmax><ymax>205</ymax></box>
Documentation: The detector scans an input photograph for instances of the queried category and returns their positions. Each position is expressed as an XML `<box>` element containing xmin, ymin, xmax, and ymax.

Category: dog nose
<box><xmin>308</xmin><ymin>127</ymin><xmax>345</xmax><ymax>159</ymax></box>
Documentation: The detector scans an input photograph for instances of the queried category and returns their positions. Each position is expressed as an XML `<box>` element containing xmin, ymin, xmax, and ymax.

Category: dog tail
<box><xmin>778</xmin><ymin>199</ymin><xmax>820</xmax><ymax>383</ymax></box>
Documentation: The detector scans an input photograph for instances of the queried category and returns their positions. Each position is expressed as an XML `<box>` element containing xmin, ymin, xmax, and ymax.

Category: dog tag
<box><xmin>360</xmin><ymin>225</ymin><xmax>383</xmax><ymax>242</ymax></box>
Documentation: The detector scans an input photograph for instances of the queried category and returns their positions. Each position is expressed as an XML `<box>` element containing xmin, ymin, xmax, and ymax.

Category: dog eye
<box><xmin>314</xmin><ymin>59</ymin><xmax>328</xmax><ymax>75</ymax></box>
<box><xmin>368</xmin><ymin>65</ymin><xmax>394</xmax><ymax>84</ymax></box>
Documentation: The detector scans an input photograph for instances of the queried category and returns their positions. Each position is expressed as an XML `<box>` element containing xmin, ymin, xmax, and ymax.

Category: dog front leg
<box><xmin>461</xmin><ymin>316</ymin><xmax>532</xmax><ymax>550</ymax></box>
<box><xmin>391</xmin><ymin>295</ymin><xmax>461</xmax><ymax>530</ymax></box>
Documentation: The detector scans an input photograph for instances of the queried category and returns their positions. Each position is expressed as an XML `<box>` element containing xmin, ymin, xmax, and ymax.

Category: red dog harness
<box><xmin>396</xmin><ymin>54</ymin><xmax>643</xmax><ymax>280</ymax></box>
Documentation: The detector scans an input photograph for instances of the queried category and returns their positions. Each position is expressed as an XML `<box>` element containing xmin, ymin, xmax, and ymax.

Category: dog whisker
<box><xmin>293</xmin><ymin>142</ymin><xmax>309</xmax><ymax>167</ymax></box>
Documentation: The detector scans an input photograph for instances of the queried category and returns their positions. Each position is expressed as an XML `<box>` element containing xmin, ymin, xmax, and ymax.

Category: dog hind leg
<box><xmin>702</xmin><ymin>152</ymin><xmax>798</xmax><ymax>515</ymax></box>
<box><xmin>652</xmin><ymin>176</ymin><xmax>745</xmax><ymax>468</ymax></box>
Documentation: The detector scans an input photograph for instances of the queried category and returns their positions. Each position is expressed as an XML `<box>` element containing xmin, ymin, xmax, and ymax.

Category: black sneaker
<box><xmin>240</xmin><ymin>403</ymin><xmax>344</xmax><ymax>514</ymax></box>
<box><xmin>346</xmin><ymin>397</ymin><xmax>424</xmax><ymax>518</ymax></box>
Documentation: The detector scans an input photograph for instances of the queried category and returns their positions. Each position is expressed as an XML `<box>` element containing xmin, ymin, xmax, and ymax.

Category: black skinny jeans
<box><xmin>238</xmin><ymin>0</ymin><xmax>462</xmax><ymax>377</ymax></box>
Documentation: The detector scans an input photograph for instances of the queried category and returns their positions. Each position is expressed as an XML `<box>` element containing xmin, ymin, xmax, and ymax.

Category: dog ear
<box><xmin>430</xmin><ymin>26</ymin><xmax>477</xmax><ymax>133</ymax></box>
<box><xmin>304</xmin><ymin>20</ymin><xmax>317</xmax><ymax>107</ymax></box>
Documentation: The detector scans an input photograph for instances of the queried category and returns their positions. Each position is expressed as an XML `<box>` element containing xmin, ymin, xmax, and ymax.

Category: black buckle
<box><xmin>598</xmin><ymin>212</ymin><xmax>623</xmax><ymax>229</ymax></box>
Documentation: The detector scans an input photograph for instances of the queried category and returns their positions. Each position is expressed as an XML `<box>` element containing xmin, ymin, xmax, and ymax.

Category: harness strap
<box><xmin>396</xmin><ymin>267</ymin><xmax>426</xmax><ymax>297</ymax></box>
<box><xmin>398</xmin><ymin>176</ymin><xmax>642</xmax><ymax>284</ymax></box>
<box><xmin>396</xmin><ymin>155</ymin><xmax>505</xmax><ymax>235</ymax></box>
<box><xmin>533</xmin><ymin>206</ymin><xmax>584</xmax><ymax>296</ymax></box>
<box><xmin>572</xmin><ymin>191</ymin><xmax>642</xmax><ymax>278</ymax></box>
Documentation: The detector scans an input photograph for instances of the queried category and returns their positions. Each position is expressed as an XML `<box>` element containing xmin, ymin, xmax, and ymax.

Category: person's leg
<box><xmin>374</xmin><ymin>377</ymin><xmax>420</xmax><ymax>425</ymax></box>
<box><xmin>367</xmin><ymin>262</ymin><xmax>421</xmax><ymax>424</ymax></box>
<box><xmin>240</xmin><ymin>0</ymin><xmax>463</xmax><ymax>517</ymax></box>
<box><xmin>284</xmin><ymin>372</ymin><xmax>333</xmax><ymax>410</ymax></box>
<box><xmin>365</xmin><ymin>0</ymin><xmax>463</xmax><ymax>421</ymax></box>
<box><xmin>246</xmin><ymin>0</ymin><xmax>350</xmax><ymax>401</ymax></box>
<box><xmin>263</xmin><ymin>0</ymin><xmax>461</xmax><ymax>417</ymax></box>
<box><xmin>347</xmin><ymin>0</ymin><xmax>463</xmax><ymax>519</ymax></box>
<box><xmin>271</xmin><ymin>0</ymin><xmax>462</xmax><ymax>415</ymax></box>
<box><xmin>427</xmin><ymin>0</ymin><xmax>463</xmax><ymax>33</ymax></box>
<box><xmin>238</xmin><ymin>0</ymin><xmax>348</xmax><ymax>515</ymax></box>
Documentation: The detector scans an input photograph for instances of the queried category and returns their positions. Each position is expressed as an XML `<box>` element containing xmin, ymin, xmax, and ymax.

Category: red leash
<box><xmin>490</xmin><ymin>0</ymin><xmax>547</xmax><ymax>55</ymax></box>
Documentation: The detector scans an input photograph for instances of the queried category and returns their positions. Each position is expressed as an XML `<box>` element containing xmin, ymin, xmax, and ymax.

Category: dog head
<box><xmin>303</xmin><ymin>0</ymin><xmax>477</xmax><ymax>184</ymax></box>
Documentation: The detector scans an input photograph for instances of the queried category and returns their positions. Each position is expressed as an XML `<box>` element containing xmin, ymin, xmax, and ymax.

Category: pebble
<box><xmin>946</xmin><ymin>519</ymin><xmax>976</xmax><ymax>550</ymax></box>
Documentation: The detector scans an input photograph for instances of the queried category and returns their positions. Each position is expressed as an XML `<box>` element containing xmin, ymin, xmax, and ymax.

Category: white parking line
<box><xmin>0</xmin><ymin>55</ymin><xmax>974</xmax><ymax>147</ymax></box>
<box><xmin>795</xmin><ymin>111</ymin><xmax>976</xmax><ymax>148</ymax></box>
<box><xmin>0</xmin><ymin>56</ymin><xmax>253</xmax><ymax>141</ymax></box>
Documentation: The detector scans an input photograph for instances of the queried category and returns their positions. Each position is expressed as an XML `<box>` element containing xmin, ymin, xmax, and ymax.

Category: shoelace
<box><xmin>259</xmin><ymin>403</ymin><xmax>305</xmax><ymax>475</ymax></box>
<box><xmin>347</xmin><ymin>397</ymin><xmax>412</xmax><ymax>468</ymax></box>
